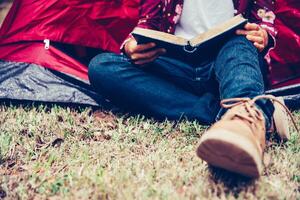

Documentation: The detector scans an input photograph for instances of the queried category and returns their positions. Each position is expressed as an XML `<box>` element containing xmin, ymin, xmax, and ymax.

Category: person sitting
<box><xmin>88</xmin><ymin>0</ymin><xmax>291</xmax><ymax>178</ymax></box>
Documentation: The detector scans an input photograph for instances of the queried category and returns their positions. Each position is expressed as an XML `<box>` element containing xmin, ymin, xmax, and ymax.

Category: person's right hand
<box><xmin>124</xmin><ymin>38</ymin><xmax>166</xmax><ymax>65</ymax></box>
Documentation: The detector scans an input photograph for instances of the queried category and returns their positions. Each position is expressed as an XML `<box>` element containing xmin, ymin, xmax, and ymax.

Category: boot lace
<box><xmin>220</xmin><ymin>95</ymin><xmax>299</xmax><ymax>132</ymax></box>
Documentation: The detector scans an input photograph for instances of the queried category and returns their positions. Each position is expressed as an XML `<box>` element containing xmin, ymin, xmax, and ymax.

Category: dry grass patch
<box><xmin>0</xmin><ymin>105</ymin><xmax>299</xmax><ymax>199</ymax></box>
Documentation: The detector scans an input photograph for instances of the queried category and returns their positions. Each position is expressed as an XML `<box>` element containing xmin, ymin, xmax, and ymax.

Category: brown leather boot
<box><xmin>196</xmin><ymin>95</ymin><xmax>297</xmax><ymax>178</ymax></box>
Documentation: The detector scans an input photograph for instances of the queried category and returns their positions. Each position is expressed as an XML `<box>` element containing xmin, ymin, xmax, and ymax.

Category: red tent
<box><xmin>0</xmin><ymin>0</ymin><xmax>138</xmax><ymax>80</ymax></box>
<box><xmin>269</xmin><ymin>0</ymin><xmax>300</xmax><ymax>88</ymax></box>
<box><xmin>0</xmin><ymin>0</ymin><xmax>299</xmax><ymax>107</ymax></box>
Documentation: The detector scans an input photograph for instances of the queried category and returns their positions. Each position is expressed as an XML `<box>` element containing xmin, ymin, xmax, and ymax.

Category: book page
<box><xmin>133</xmin><ymin>28</ymin><xmax>188</xmax><ymax>46</ymax></box>
<box><xmin>189</xmin><ymin>15</ymin><xmax>247</xmax><ymax>47</ymax></box>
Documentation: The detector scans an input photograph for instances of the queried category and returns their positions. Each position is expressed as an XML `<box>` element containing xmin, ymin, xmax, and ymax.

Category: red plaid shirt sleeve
<box><xmin>120</xmin><ymin>0</ymin><xmax>162</xmax><ymax>51</ymax></box>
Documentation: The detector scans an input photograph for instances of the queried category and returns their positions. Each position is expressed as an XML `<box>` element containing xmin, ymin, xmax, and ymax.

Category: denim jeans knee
<box><xmin>88</xmin><ymin>53</ymin><xmax>130</xmax><ymax>81</ymax></box>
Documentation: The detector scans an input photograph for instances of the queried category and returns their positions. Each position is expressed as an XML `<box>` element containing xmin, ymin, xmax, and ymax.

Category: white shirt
<box><xmin>175</xmin><ymin>0</ymin><xmax>235</xmax><ymax>39</ymax></box>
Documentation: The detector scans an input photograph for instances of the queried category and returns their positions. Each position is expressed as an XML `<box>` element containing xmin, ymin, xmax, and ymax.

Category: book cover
<box><xmin>132</xmin><ymin>15</ymin><xmax>248</xmax><ymax>62</ymax></box>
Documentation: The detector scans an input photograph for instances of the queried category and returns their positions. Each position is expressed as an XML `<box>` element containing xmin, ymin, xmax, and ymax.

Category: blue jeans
<box><xmin>88</xmin><ymin>36</ymin><xmax>274</xmax><ymax>125</ymax></box>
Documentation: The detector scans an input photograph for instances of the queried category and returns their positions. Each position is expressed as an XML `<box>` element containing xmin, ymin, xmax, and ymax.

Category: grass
<box><xmin>0</xmin><ymin>104</ymin><xmax>299</xmax><ymax>199</ymax></box>
<box><xmin>0</xmin><ymin>0</ymin><xmax>299</xmax><ymax>198</ymax></box>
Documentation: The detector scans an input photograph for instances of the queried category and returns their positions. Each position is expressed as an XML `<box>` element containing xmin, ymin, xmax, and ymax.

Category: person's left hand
<box><xmin>236</xmin><ymin>23</ymin><xmax>269</xmax><ymax>52</ymax></box>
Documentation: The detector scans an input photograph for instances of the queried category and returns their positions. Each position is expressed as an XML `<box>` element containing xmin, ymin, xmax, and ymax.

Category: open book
<box><xmin>132</xmin><ymin>15</ymin><xmax>248</xmax><ymax>62</ymax></box>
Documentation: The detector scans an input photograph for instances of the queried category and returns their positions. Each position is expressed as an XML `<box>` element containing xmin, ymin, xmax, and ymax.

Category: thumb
<box><xmin>125</xmin><ymin>38</ymin><xmax>137</xmax><ymax>55</ymax></box>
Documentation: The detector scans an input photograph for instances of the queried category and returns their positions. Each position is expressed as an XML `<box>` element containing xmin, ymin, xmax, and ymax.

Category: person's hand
<box><xmin>124</xmin><ymin>38</ymin><xmax>166</xmax><ymax>65</ymax></box>
<box><xmin>236</xmin><ymin>23</ymin><xmax>269</xmax><ymax>52</ymax></box>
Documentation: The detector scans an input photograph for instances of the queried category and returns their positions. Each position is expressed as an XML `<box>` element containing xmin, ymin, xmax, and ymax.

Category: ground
<box><xmin>0</xmin><ymin>105</ymin><xmax>299</xmax><ymax>199</ymax></box>
<box><xmin>0</xmin><ymin>1</ymin><xmax>299</xmax><ymax>199</ymax></box>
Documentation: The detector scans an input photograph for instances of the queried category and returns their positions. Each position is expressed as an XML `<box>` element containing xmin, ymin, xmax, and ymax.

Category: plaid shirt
<box><xmin>124</xmin><ymin>0</ymin><xmax>277</xmax><ymax>55</ymax></box>
<box><xmin>137</xmin><ymin>0</ymin><xmax>276</xmax><ymax>35</ymax></box>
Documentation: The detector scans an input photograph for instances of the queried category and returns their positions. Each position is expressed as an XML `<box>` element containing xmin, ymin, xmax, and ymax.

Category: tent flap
<box><xmin>0</xmin><ymin>60</ymin><xmax>113</xmax><ymax>107</ymax></box>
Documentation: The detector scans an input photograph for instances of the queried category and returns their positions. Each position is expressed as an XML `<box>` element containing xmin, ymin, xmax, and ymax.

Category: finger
<box><xmin>132</xmin><ymin>43</ymin><xmax>156</xmax><ymax>53</ymax></box>
<box><xmin>134</xmin><ymin>49</ymin><xmax>166</xmax><ymax>65</ymax></box>
<box><xmin>126</xmin><ymin>39</ymin><xmax>155</xmax><ymax>53</ymax></box>
<box><xmin>245</xmin><ymin>30</ymin><xmax>263</xmax><ymax>37</ymax></box>
<box><xmin>135</xmin><ymin>57</ymin><xmax>159</xmax><ymax>65</ymax></box>
<box><xmin>130</xmin><ymin>50</ymin><xmax>155</xmax><ymax>60</ymax></box>
<box><xmin>244</xmin><ymin>23</ymin><xmax>260</xmax><ymax>31</ymax></box>
<box><xmin>246</xmin><ymin>35</ymin><xmax>264</xmax><ymax>44</ymax></box>
<box><xmin>124</xmin><ymin>38</ymin><xmax>137</xmax><ymax>55</ymax></box>
<box><xmin>254</xmin><ymin>42</ymin><xmax>264</xmax><ymax>52</ymax></box>
<box><xmin>261</xmin><ymin>29</ymin><xmax>269</xmax><ymax>46</ymax></box>
<box><xmin>236</xmin><ymin>29</ymin><xmax>248</xmax><ymax>35</ymax></box>
<box><xmin>131</xmin><ymin>48</ymin><xmax>165</xmax><ymax>61</ymax></box>
<box><xmin>236</xmin><ymin>30</ymin><xmax>263</xmax><ymax>37</ymax></box>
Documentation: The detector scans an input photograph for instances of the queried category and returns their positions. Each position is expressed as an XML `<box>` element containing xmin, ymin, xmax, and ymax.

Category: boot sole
<box><xmin>196</xmin><ymin>129</ymin><xmax>263</xmax><ymax>178</ymax></box>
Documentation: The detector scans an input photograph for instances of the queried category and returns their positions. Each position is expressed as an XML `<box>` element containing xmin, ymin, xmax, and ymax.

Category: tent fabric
<box><xmin>0</xmin><ymin>60</ymin><xmax>115</xmax><ymax>108</ymax></box>
<box><xmin>0</xmin><ymin>0</ymin><xmax>299</xmax><ymax>108</ymax></box>
<box><xmin>266</xmin><ymin>84</ymin><xmax>300</xmax><ymax>110</ymax></box>
<box><xmin>0</xmin><ymin>0</ymin><xmax>138</xmax><ymax>80</ymax></box>
<box><xmin>268</xmin><ymin>0</ymin><xmax>300</xmax><ymax>88</ymax></box>
<box><xmin>0</xmin><ymin>42</ymin><xmax>90</xmax><ymax>80</ymax></box>
<box><xmin>0</xmin><ymin>0</ymin><xmax>138</xmax><ymax>51</ymax></box>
